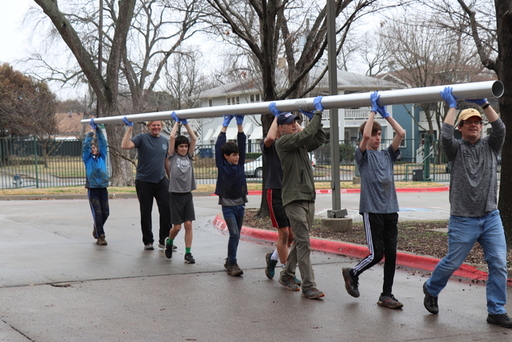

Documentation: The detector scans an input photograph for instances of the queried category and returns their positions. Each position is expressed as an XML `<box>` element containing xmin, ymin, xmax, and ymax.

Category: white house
<box><xmin>194</xmin><ymin>68</ymin><xmax>401</xmax><ymax>148</ymax></box>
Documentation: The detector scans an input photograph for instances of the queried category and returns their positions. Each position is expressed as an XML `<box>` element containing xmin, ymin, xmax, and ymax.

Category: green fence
<box><xmin>0</xmin><ymin>136</ymin><xmax>477</xmax><ymax>189</ymax></box>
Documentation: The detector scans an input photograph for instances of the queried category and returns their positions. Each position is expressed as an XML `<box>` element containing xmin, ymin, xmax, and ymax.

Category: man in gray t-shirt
<box><xmin>422</xmin><ymin>87</ymin><xmax>511</xmax><ymax>329</ymax></box>
<box><xmin>342</xmin><ymin>92</ymin><xmax>405</xmax><ymax>310</ymax></box>
<box><xmin>122</xmin><ymin>120</ymin><xmax>172</xmax><ymax>251</ymax></box>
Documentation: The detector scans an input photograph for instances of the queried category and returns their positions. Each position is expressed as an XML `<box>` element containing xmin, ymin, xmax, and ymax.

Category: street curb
<box><xmin>0</xmin><ymin>186</ymin><xmax>448</xmax><ymax>201</ymax></box>
<box><xmin>212</xmin><ymin>213</ymin><xmax>511</xmax><ymax>283</ymax></box>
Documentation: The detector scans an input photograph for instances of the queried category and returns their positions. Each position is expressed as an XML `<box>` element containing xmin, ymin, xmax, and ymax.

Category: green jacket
<box><xmin>275</xmin><ymin>112</ymin><xmax>326</xmax><ymax>206</ymax></box>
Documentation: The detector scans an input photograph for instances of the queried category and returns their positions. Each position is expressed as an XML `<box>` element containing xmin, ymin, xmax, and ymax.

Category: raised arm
<box><xmin>168</xmin><ymin>121</ymin><xmax>178</xmax><ymax>156</ymax></box>
<box><xmin>121</xmin><ymin>117</ymin><xmax>135</xmax><ymax>150</ymax></box>
<box><xmin>183</xmin><ymin>122</ymin><xmax>197</xmax><ymax>156</ymax></box>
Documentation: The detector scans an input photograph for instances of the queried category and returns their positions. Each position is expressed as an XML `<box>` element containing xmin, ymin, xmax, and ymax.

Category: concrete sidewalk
<box><xmin>1</xmin><ymin>194</ymin><xmax>511</xmax><ymax>341</ymax></box>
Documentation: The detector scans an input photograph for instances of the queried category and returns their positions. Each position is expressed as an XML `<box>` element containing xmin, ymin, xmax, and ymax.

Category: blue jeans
<box><xmin>222</xmin><ymin>205</ymin><xmax>245</xmax><ymax>265</ymax></box>
<box><xmin>426</xmin><ymin>210</ymin><xmax>508</xmax><ymax>314</ymax></box>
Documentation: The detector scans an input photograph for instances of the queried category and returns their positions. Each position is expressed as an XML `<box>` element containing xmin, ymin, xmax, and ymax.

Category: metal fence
<box><xmin>0</xmin><ymin>136</ymin><xmax>470</xmax><ymax>189</ymax></box>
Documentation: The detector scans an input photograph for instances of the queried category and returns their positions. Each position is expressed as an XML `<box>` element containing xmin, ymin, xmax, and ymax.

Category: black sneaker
<box><xmin>184</xmin><ymin>253</ymin><xmax>195</xmax><ymax>264</ymax></box>
<box><xmin>487</xmin><ymin>313</ymin><xmax>512</xmax><ymax>328</ymax></box>
<box><xmin>159</xmin><ymin>242</ymin><xmax>178</xmax><ymax>250</ymax></box>
<box><xmin>164</xmin><ymin>238</ymin><xmax>173</xmax><ymax>259</ymax></box>
<box><xmin>278</xmin><ymin>275</ymin><xmax>300</xmax><ymax>291</ymax></box>
<box><xmin>342</xmin><ymin>267</ymin><xmax>360</xmax><ymax>298</ymax></box>
<box><xmin>423</xmin><ymin>282</ymin><xmax>439</xmax><ymax>314</ymax></box>
<box><xmin>302</xmin><ymin>288</ymin><xmax>325</xmax><ymax>299</ymax></box>
<box><xmin>377</xmin><ymin>294</ymin><xmax>403</xmax><ymax>309</ymax></box>
<box><xmin>144</xmin><ymin>243</ymin><xmax>154</xmax><ymax>250</ymax></box>
<box><xmin>265</xmin><ymin>252</ymin><xmax>278</xmax><ymax>279</ymax></box>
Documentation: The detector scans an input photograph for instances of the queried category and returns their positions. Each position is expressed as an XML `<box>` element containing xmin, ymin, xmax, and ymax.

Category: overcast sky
<box><xmin>0</xmin><ymin>0</ymin><xmax>32</xmax><ymax>65</ymax></box>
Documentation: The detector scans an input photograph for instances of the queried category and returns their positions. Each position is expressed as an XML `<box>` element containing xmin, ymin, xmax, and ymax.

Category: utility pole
<box><xmin>327</xmin><ymin>0</ymin><xmax>345</xmax><ymax>218</ymax></box>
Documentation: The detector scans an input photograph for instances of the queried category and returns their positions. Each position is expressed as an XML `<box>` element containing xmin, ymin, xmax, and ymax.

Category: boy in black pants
<box><xmin>342</xmin><ymin>91</ymin><xmax>405</xmax><ymax>309</ymax></box>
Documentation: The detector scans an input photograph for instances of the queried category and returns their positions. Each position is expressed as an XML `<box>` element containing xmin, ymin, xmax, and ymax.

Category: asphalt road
<box><xmin>1</xmin><ymin>193</ymin><xmax>511</xmax><ymax>342</ymax></box>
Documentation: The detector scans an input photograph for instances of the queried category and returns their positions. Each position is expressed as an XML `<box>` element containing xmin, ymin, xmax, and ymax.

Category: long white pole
<box><xmin>81</xmin><ymin>80</ymin><xmax>504</xmax><ymax>125</ymax></box>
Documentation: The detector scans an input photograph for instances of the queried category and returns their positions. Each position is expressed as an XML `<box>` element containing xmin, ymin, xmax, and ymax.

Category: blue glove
<box><xmin>222</xmin><ymin>114</ymin><xmax>234</xmax><ymax>127</ymax></box>
<box><xmin>235</xmin><ymin>114</ymin><xmax>244</xmax><ymax>125</ymax></box>
<box><xmin>122</xmin><ymin>116</ymin><xmax>134</xmax><ymax>127</ymax></box>
<box><xmin>370</xmin><ymin>92</ymin><xmax>380</xmax><ymax>113</ymax></box>
<box><xmin>440</xmin><ymin>87</ymin><xmax>457</xmax><ymax>108</ymax></box>
<box><xmin>313</xmin><ymin>95</ymin><xmax>323</xmax><ymax>111</ymax></box>
<box><xmin>377</xmin><ymin>105</ymin><xmax>390</xmax><ymax>119</ymax></box>
<box><xmin>268</xmin><ymin>102</ymin><xmax>281</xmax><ymax>117</ymax></box>
<box><xmin>171</xmin><ymin>111</ymin><xmax>189</xmax><ymax>125</ymax></box>
<box><xmin>466</xmin><ymin>98</ymin><xmax>488</xmax><ymax>106</ymax></box>
<box><xmin>299</xmin><ymin>109</ymin><xmax>314</xmax><ymax>120</ymax></box>
<box><xmin>89</xmin><ymin>118</ymin><xmax>98</xmax><ymax>130</ymax></box>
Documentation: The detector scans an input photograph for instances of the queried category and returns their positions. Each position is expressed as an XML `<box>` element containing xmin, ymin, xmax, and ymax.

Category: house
<box><xmin>54</xmin><ymin>111</ymin><xmax>86</xmax><ymax>140</ymax></box>
<box><xmin>195</xmin><ymin>68</ymin><xmax>402</xmax><ymax>153</ymax></box>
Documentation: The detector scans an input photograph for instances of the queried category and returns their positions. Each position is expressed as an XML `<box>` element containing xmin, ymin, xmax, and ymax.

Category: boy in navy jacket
<box><xmin>215</xmin><ymin>114</ymin><xmax>247</xmax><ymax>276</ymax></box>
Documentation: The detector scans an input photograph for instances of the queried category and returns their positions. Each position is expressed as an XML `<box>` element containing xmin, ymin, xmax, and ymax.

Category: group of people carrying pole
<box><xmin>82</xmin><ymin>88</ymin><xmax>511</xmax><ymax>327</ymax></box>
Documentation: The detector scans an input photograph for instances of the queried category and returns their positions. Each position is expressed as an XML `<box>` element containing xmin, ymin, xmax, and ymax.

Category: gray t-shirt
<box><xmin>356</xmin><ymin>145</ymin><xmax>399</xmax><ymax>214</ymax></box>
<box><xmin>168</xmin><ymin>153</ymin><xmax>196</xmax><ymax>193</ymax></box>
<box><xmin>442</xmin><ymin>119</ymin><xmax>505</xmax><ymax>217</ymax></box>
<box><xmin>131</xmin><ymin>133</ymin><xmax>168</xmax><ymax>183</ymax></box>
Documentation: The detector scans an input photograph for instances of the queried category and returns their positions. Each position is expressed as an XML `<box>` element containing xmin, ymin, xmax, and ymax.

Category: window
<box><xmin>394</xmin><ymin>131</ymin><xmax>407</xmax><ymax>148</ymax></box>
<box><xmin>227</xmin><ymin>96</ymin><xmax>240</xmax><ymax>105</ymax></box>
<box><xmin>250</xmin><ymin>94</ymin><xmax>261</xmax><ymax>102</ymax></box>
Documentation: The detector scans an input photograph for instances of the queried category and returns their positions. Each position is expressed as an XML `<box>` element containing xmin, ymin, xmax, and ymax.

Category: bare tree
<box><xmin>32</xmin><ymin>0</ymin><xmax>136</xmax><ymax>185</ymax></box>
<box><xmin>31</xmin><ymin>0</ymin><xmax>208</xmax><ymax>185</ymax></box>
<box><xmin>205</xmin><ymin>0</ymin><xmax>389</xmax><ymax>215</ymax></box>
<box><xmin>377</xmin><ymin>11</ymin><xmax>484</xmax><ymax>136</ymax></box>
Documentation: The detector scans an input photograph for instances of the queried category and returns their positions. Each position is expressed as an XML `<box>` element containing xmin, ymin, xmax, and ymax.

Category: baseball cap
<box><xmin>457</xmin><ymin>108</ymin><xmax>482</xmax><ymax>124</ymax></box>
<box><xmin>277</xmin><ymin>112</ymin><xmax>300</xmax><ymax>125</ymax></box>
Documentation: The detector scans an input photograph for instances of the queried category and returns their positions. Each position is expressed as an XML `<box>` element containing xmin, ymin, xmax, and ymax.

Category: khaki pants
<box><xmin>280</xmin><ymin>200</ymin><xmax>317</xmax><ymax>291</ymax></box>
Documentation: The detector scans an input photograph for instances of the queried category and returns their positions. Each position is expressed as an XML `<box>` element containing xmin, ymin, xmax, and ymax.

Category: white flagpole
<box><xmin>81</xmin><ymin>80</ymin><xmax>504</xmax><ymax>125</ymax></box>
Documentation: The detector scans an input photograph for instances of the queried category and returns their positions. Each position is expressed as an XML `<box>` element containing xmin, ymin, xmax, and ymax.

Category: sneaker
<box><xmin>377</xmin><ymin>294</ymin><xmax>403</xmax><ymax>309</ymax></box>
<box><xmin>224</xmin><ymin>258</ymin><xmax>229</xmax><ymax>270</ymax></box>
<box><xmin>302</xmin><ymin>288</ymin><xmax>325</xmax><ymax>299</ymax></box>
<box><xmin>184</xmin><ymin>253</ymin><xmax>195</xmax><ymax>264</ymax></box>
<box><xmin>96</xmin><ymin>235</ymin><xmax>107</xmax><ymax>246</ymax></box>
<box><xmin>226</xmin><ymin>263</ymin><xmax>243</xmax><ymax>276</ymax></box>
<box><xmin>164</xmin><ymin>238</ymin><xmax>173</xmax><ymax>259</ymax></box>
<box><xmin>487</xmin><ymin>313</ymin><xmax>512</xmax><ymax>328</ymax></box>
<box><xmin>342</xmin><ymin>267</ymin><xmax>360</xmax><ymax>298</ymax></box>
<box><xmin>265</xmin><ymin>252</ymin><xmax>278</xmax><ymax>279</ymax></box>
<box><xmin>158</xmin><ymin>243</ymin><xmax>177</xmax><ymax>250</ymax></box>
<box><xmin>144</xmin><ymin>244</ymin><xmax>154</xmax><ymax>250</ymax></box>
<box><xmin>278</xmin><ymin>275</ymin><xmax>300</xmax><ymax>291</ymax></box>
<box><xmin>423</xmin><ymin>282</ymin><xmax>439</xmax><ymax>314</ymax></box>
<box><xmin>293</xmin><ymin>277</ymin><xmax>301</xmax><ymax>286</ymax></box>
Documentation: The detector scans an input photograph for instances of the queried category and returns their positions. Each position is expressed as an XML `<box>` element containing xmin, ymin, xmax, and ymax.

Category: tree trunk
<box><xmin>496</xmin><ymin>5</ymin><xmax>512</xmax><ymax>246</ymax></box>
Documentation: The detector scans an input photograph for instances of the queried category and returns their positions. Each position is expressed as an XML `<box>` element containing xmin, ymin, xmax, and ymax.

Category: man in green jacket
<box><xmin>275</xmin><ymin>96</ymin><xmax>326</xmax><ymax>299</ymax></box>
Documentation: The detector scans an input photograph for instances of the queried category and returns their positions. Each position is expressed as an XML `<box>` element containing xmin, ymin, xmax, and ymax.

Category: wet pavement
<box><xmin>0</xmin><ymin>192</ymin><xmax>511</xmax><ymax>341</ymax></box>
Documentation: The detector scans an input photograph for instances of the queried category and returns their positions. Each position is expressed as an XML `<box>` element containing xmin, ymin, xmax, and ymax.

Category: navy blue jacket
<box><xmin>214</xmin><ymin>132</ymin><xmax>248</xmax><ymax>200</ymax></box>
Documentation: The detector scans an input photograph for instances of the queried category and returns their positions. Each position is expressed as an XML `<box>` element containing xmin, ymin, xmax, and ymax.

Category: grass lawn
<box><xmin>0</xmin><ymin>181</ymin><xmax>445</xmax><ymax>196</ymax></box>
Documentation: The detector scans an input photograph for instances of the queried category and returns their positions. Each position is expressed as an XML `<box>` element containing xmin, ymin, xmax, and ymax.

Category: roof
<box><xmin>197</xmin><ymin>69</ymin><xmax>401</xmax><ymax>99</ymax></box>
